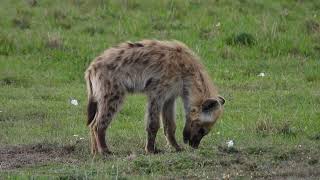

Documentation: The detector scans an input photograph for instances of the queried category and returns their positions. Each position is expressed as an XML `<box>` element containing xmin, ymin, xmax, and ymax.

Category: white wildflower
<box><xmin>258</xmin><ymin>72</ymin><xmax>266</xmax><ymax>77</ymax></box>
<box><xmin>70</xmin><ymin>99</ymin><xmax>79</xmax><ymax>106</ymax></box>
<box><xmin>227</xmin><ymin>140</ymin><xmax>234</xmax><ymax>148</ymax></box>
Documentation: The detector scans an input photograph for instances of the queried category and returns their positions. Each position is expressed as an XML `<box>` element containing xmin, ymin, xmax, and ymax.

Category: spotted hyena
<box><xmin>85</xmin><ymin>40</ymin><xmax>225</xmax><ymax>155</ymax></box>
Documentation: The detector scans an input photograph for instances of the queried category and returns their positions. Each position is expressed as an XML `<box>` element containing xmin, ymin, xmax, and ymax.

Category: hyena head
<box><xmin>183</xmin><ymin>96</ymin><xmax>225</xmax><ymax>148</ymax></box>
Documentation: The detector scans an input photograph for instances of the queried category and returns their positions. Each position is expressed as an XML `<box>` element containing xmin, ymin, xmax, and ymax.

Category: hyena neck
<box><xmin>183</xmin><ymin>70</ymin><xmax>218</xmax><ymax>118</ymax></box>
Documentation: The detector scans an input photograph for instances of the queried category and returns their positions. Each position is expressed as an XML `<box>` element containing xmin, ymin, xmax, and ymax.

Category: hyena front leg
<box><xmin>90</xmin><ymin>129</ymin><xmax>98</xmax><ymax>155</ymax></box>
<box><xmin>145</xmin><ymin>97</ymin><xmax>162</xmax><ymax>154</ymax></box>
<box><xmin>162</xmin><ymin>97</ymin><xmax>183</xmax><ymax>152</ymax></box>
<box><xmin>90</xmin><ymin>89</ymin><xmax>125</xmax><ymax>155</ymax></box>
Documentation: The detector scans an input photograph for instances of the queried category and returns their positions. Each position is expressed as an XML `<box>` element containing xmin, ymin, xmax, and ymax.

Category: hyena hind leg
<box><xmin>90</xmin><ymin>91</ymin><xmax>125</xmax><ymax>156</ymax></box>
<box><xmin>162</xmin><ymin>98</ymin><xmax>183</xmax><ymax>152</ymax></box>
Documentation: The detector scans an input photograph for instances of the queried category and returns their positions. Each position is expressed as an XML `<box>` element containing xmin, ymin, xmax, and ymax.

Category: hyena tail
<box><xmin>85</xmin><ymin>70</ymin><xmax>97</xmax><ymax>126</ymax></box>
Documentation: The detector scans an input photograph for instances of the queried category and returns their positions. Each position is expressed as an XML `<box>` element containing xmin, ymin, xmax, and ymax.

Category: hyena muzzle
<box><xmin>85</xmin><ymin>40</ymin><xmax>225</xmax><ymax>155</ymax></box>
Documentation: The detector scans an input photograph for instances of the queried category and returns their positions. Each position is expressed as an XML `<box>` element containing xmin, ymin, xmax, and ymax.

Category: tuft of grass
<box><xmin>12</xmin><ymin>17</ymin><xmax>30</xmax><ymax>29</ymax></box>
<box><xmin>277</xmin><ymin>121</ymin><xmax>297</xmax><ymax>137</ymax></box>
<box><xmin>0</xmin><ymin>75</ymin><xmax>30</xmax><ymax>87</ymax></box>
<box><xmin>309</xmin><ymin>134</ymin><xmax>320</xmax><ymax>141</ymax></box>
<box><xmin>226</xmin><ymin>32</ymin><xmax>256</xmax><ymax>46</ymax></box>
<box><xmin>305</xmin><ymin>19</ymin><xmax>320</xmax><ymax>34</ymax></box>
<box><xmin>220</xmin><ymin>47</ymin><xmax>236</xmax><ymax>60</ymax></box>
<box><xmin>52</xmin><ymin>9</ymin><xmax>72</xmax><ymax>30</ymax></box>
<box><xmin>84</xmin><ymin>26</ymin><xmax>105</xmax><ymax>36</ymax></box>
<box><xmin>0</xmin><ymin>34</ymin><xmax>16</xmax><ymax>56</ymax></box>
<box><xmin>255</xmin><ymin>119</ymin><xmax>274</xmax><ymax>136</ymax></box>
<box><xmin>12</xmin><ymin>9</ymin><xmax>33</xmax><ymax>29</ymax></box>
<box><xmin>46</xmin><ymin>33</ymin><xmax>63</xmax><ymax>49</ymax></box>
<box><xmin>255</xmin><ymin>119</ymin><xmax>297</xmax><ymax>137</ymax></box>
<box><xmin>26</xmin><ymin>0</ymin><xmax>37</xmax><ymax>7</ymax></box>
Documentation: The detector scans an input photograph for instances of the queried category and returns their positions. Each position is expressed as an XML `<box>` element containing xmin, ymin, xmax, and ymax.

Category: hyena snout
<box><xmin>189</xmin><ymin>133</ymin><xmax>205</xmax><ymax>149</ymax></box>
<box><xmin>183</xmin><ymin>126</ymin><xmax>204</xmax><ymax>148</ymax></box>
<box><xmin>183</xmin><ymin>121</ymin><xmax>210</xmax><ymax>149</ymax></box>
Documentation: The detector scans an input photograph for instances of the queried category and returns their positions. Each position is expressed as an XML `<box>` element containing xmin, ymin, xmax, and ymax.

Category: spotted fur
<box><xmin>85</xmin><ymin>40</ymin><xmax>225</xmax><ymax>155</ymax></box>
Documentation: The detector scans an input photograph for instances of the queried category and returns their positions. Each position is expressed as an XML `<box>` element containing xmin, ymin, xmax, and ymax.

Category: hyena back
<box><xmin>85</xmin><ymin>40</ymin><xmax>225</xmax><ymax>155</ymax></box>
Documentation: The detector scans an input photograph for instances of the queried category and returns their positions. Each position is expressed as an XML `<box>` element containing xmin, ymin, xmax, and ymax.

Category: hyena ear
<box><xmin>218</xmin><ymin>95</ymin><xmax>225</xmax><ymax>105</ymax></box>
<box><xmin>202</xmin><ymin>98</ymin><xmax>219</xmax><ymax>112</ymax></box>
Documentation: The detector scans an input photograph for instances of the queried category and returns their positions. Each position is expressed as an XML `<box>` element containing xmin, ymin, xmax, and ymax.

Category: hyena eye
<box><xmin>198</xmin><ymin>128</ymin><xmax>206</xmax><ymax>135</ymax></box>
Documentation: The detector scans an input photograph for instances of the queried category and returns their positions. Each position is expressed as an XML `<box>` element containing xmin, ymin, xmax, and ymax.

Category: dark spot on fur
<box><xmin>199</xmin><ymin>73</ymin><xmax>205</xmax><ymax>84</ymax></box>
<box><xmin>92</xmin><ymin>65</ymin><xmax>97</xmax><ymax>73</ymax></box>
<box><xmin>109</xmin><ymin>106</ymin><xmax>115</xmax><ymax>112</ymax></box>
<box><xmin>127</xmin><ymin>42</ymin><xmax>144</xmax><ymax>48</ymax></box>
<box><xmin>126</xmin><ymin>87</ymin><xmax>134</xmax><ymax>93</ymax></box>
<box><xmin>150</xmin><ymin>101</ymin><xmax>156</xmax><ymax>107</ymax></box>
<box><xmin>106</xmin><ymin>64</ymin><xmax>117</xmax><ymax>70</ymax></box>
<box><xmin>128</xmin><ymin>42</ymin><xmax>134</xmax><ymax>47</ymax></box>
<box><xmin>107</xmin><ymin>113</ymin><xmax>112</xmax><ymax>118</ymax></box>
<box><xmin>122</xmin><ymin>57</ymin><xmax>131</xmax><ymax>65</ymax></box>
<box><xmin>134</xmin><ymin>43</ymin><xmax>144</xmax><ymax>47</ymax></box>
<box><xmin>196</xmin><ymin>86</ymin><xmax>203</xmax><ymax>93</ymax></box>
<box><xmin>148</xmin><ymin>122</ymin><xmax>160</xmax><ymax>133</ymax></box>
<box><xmin>96</xmin><ymin>57</ymin><xmax>103</xmax><ymax>61</ymax></box>
<box><xmin>145</xmin><ymin>78</ymin><xmax>152</xmax><ymax>88</ymax></box>
<box><xmin>87</xmin><ymin>98</ymin><xmax>97</xmax><ymax>125</ymax></box>
<box><xmin>113</xmin><ymin>84</ymin><xmax>119</xmax><ymax>89</ymax></box>
<box><xmin>159</xmin><ymin>53</ymin><xmax>165</xmax><ymax>59</ymax></box>
<box><xmin>119</xmin><ymin>50</ymin><xmax>125</xmax><ymax>55</ymax></box>
<box><xmin>105</xmin><ymin>81</ymin><xmax>110</xmax><ymax>87</ymax></box>
<box><xmin>142</xmin><ymin>59</ymin><xmax>149</xmax><ymax>65</ymax></box>
<box><xmin>104</xmin><ymin>94</ymin><xmax>108</xmax><ymax>99</ymax></box>
<box><xmin>176</xmin><ymin>46</ymin><xmax>182</xmax><ymax>52</ymax></box>
<box><xmin>110</xmin><ymin>95</ymin><xmax>120</xmax><ymax>102</ymax></box>
<box><xmin>115</xmin><ymin>55</ymin><xmax>122</xmax><ymax>61</ymax></box>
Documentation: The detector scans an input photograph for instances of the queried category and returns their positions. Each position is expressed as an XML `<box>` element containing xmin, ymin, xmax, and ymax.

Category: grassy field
<box><xmin>1</xmin><ymin>0</ymin><xmax>320</xmax><ymax>179</ymax></box>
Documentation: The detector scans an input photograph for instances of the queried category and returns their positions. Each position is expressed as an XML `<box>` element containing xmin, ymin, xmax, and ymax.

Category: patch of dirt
<box><xmin>0</xmin><ymin>143</ymin><xmax>79</xmax><ymax>170</ymax></box>
<box><xmin>213</xmin><ymin>145</ymin><xmax>320</xmax><ymax>179</ymax></box>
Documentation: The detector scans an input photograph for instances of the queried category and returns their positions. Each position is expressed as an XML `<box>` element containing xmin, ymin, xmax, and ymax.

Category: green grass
<box><xmin>1</xmin><ymin>0</ymin><xmax>320</xmax><ymax>179</ymax></box>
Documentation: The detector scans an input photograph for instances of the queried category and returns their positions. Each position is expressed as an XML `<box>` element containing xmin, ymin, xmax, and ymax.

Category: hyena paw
<box><xmin>145</xmin><ymin>147</ymin><xmax>162</xmax><ymax>154</ymax></box>
<box><xmin>175</xmin><ymin>146</ymin><xmax>184</xmax><ymax>152</ymax></box>
<box><xmin>97</xmin><ymin>149</ymin><xmax>112</xmax><ymax>157</ymax></box>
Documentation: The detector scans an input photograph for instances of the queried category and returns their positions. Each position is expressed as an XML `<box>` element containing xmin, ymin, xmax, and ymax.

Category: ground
<box><xmin>0</xmin><ymin>0</ymin><xmax>320</xmax><ymax>179</ymax></box>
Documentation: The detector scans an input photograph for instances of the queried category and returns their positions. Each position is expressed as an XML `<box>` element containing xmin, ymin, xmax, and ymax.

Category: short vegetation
<box><xmin>0</xmin><ymin>0</ymin><xmax>319</xmax><ymax>178</ymax></box>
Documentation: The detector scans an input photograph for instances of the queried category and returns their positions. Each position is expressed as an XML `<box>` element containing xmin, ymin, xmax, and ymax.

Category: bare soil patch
<box><xmin>0</xmin><ymin>143</ymin><xmax>79</xmax><ymax>170</ymax></box>
<box><xmin>214</xmin><ymin>145</ymin><xmax>320</xmax><ymax>179</ymax></box>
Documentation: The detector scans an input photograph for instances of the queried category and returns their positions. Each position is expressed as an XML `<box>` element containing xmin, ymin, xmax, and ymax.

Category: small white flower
<box><xmin>73</xmin><ymin>134</ymin><xmax>79</xmax><ymax>137</ymax></box>
<box><xmin>227</xmin><ymin>140</ymin><xmax>234</xmax><ymax>148</ymax></box>
<box><xmin>258</xmin><ymin>72</ymin><xmax>266</xmax><ymax>77</ymax></box>
<box><xmin>70</xmin><ymin>99</ymin><xmax>79</xmax><ymax>106</ymax></box>
<box><xmin>79</xmin><ymin>137</ymin><xmax>84</xmax><ymax>140</ymax></box>
<box><xmin>0</xmin><ymin>110</ymin><xmax>2</xmax><ymax>113</ymax></box>
<box><xmin>216</xmin><ymin>131</ymin><xmax>220</xmax><ymax>135</ymax></box>
<box><xmin>216</xmin><ymin>22</ymin><xmax>221</xmax><ymax>27</ymax></box>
